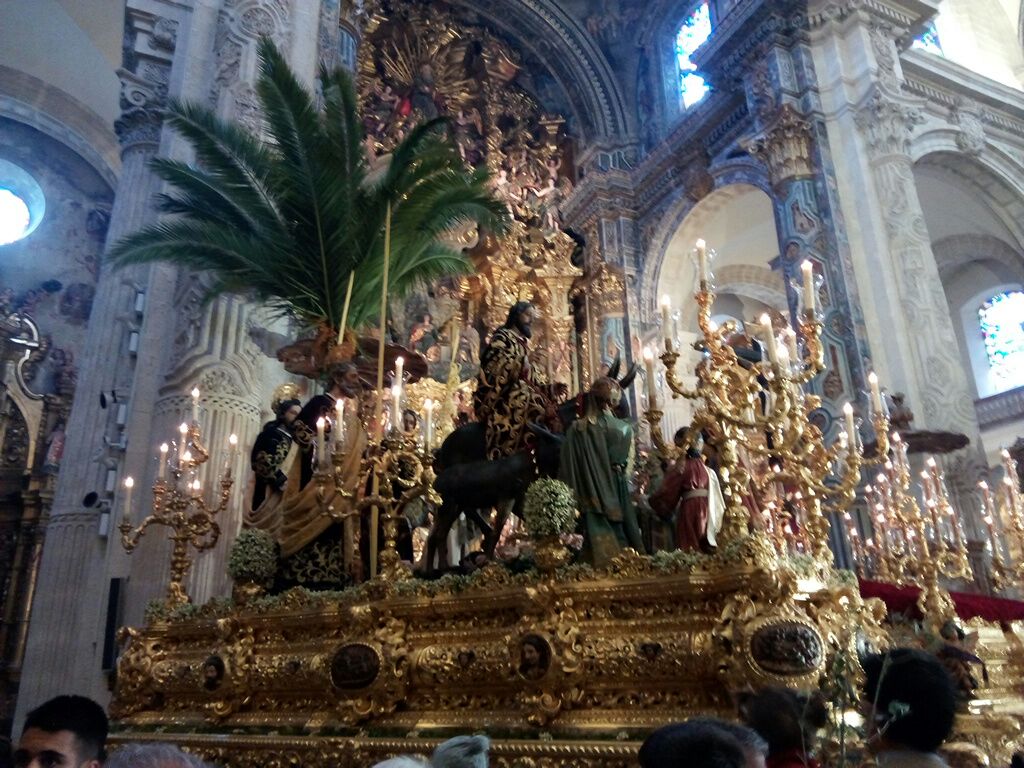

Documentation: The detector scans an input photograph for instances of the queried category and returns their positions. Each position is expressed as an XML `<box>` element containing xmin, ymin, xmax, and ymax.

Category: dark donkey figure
<box><xmin>425</xmin><ymin>358</ymin><xmax>638</xmax><ymax>571</ymax></box>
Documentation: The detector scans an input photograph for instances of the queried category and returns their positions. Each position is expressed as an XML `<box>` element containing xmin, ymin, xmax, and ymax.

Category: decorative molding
<box><xmin>744</xmin><ymin>105</ymin><xmax>815</xmax><ymax>185</ymax></box>
<box><xmin>951</xmin><ymin>99</ymin><xmax>987</xmax><ymax>157</ymax></box>
<box><xmin>854</xmin><ymin>88</ymin><xmax>924</xmax><ymax>157</ymax></box>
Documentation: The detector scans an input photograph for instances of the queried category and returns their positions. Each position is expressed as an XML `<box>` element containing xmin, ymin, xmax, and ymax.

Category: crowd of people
<box><xmin>4</xmin><ymin>647</ymin><xmax>1008</xmax><ymax>768</ymax></box>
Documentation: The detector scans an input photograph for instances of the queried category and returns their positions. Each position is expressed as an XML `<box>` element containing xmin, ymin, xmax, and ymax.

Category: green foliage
<box><xmin>523</xmin><ymin>478</ymin><xmax>578</xmax><ymax>538</ymax></box>
<box><xmin>109</xmin><ymin>38</ymin><xmax>508</xmax><ymax>334</ymax></box>
<box><xmin>227</xmin><ymin>529</ymin><xmax>278</xmax><ymax>584</ymax></box>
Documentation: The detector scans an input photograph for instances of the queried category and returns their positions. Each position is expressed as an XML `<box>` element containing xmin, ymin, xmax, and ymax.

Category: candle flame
<box><xmin>316</xmin><ymin>417</ymin><xmax>326</xmax><ymax>428</ymax></box>
<box><xmin>191</xmin><ymin>387</ymin><xmax>200</xmax><ymax>399</ymax></box>
<box><xmin>192</xmin><ymin>479</ymin><xmax>201</xmax><ymax>491</ymax></box>
<box><xmin>642</xmin><ymin>347</ymin><xmax>653</xmax><ymax>361</ymax></box>
<box><xmin>868</xmin><ymin>371</ymin><xmax>878</xmax><ymax>385</ymax></box>
<box><xmin>183</xmin><ymin>451</ymin><xmax>192</xmax><ymax>462</ymax></box>
<box><xmin>979</xmin><ymin>480</ymin><xmax>988</xmax><ymax>490</ymax></box>
<box><xmin>926</xmin><ymin>457</ymin><xmax>937</xmax><ymax>468</ymax></box>
<box><xmin>696</xmin><ymin>238</ymin><xmax>706</xmax><ymax>249</ymax></box>
<box><xmin>842</xmin><ymin>402</ymin><xmax>853</xmax><ymax>416</ymax></box>
<box><xmin>124</xmin><ymin>476</ymin><xmax>134</xmax><ymax>489</ymax></box>
<box><xmin>229</xmin><ymin>433</ymin><xmax>238</xmax><ymax>446</ymax></box>
<box><xmin>159</xmin><ymin>443</ymin><xmax>169</xmax><ymax>454</ymax></box>
<box><xmin>179</xmin><ymin>422</ymin><xmax>188</xmax><ymax>434</ymax></box>
<box><xmin>661</xmin><ymin>294</ymin><xmax>671</xmax><ymax>308</ymax></box>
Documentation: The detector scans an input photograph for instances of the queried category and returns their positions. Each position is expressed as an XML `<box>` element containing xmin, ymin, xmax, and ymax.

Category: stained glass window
<box><xmin>676</xmin><ymin>3</ymin><xmax>713</xmax><ymax>109</ymax></box>
<box><xmin>979</xmin><ymin>291</ymin><xmax>1024</xmax><ymax>389</ymax></box>
<box><xmin>912</xmin><ymin>21</ymin><xmax>943</xmax><ymax>56</ymax></box>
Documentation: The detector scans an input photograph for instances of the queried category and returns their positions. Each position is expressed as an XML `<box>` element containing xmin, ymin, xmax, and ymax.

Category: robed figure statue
<box><xmin>559</xmin><ymin>378</ymin><xmax>645</xmax><ymax>567</ymax></box>
<box><xmin>250</xmin><ymin>398</ymin><xmax>301</xmax><ymax>510</ymax></box>
<box><xmin>649</xmin><ymin>427</ymin><xmax>725</xmax><ymax>552</ymax></box>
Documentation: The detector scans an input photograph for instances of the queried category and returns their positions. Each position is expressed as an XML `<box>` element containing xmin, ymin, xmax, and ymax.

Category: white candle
<box><xmin>868</xmin><ymin>372</ymin><xmax>883</xmax><ymax>416</ymax></box>
<box><xmin>178</xmin><ymin>423</ymin><xmax>188</xmax><ymax>463</ymax></box>
<box><xmin>226</xmin><ymin>433</ymin><xmax>238</xmax><ymax>476</ymax></box>
<box><xmin>696</xmin><ymin>239</ymin><xmax>709</xmax><ymax>285</ymax></box>
<box><xmin>760</xmin><ymin>314</ymin><xmax>779</xmax><ymax>367</ymax></box>
<box><xmin>190</xmin><ymin>387</ymin><xmax>200</xmax><ymax>425</ymax></box>
<box><xmin>395</xmin><ymin>356</ymin><xmax>404</xmax><ymax>386</ymax></box>
<box><xmin>843</xmin><ymin>402</ymin><xmax>855</xmax><ymax>440</ymax></box>
<box><xmin>391</xmin><ymin>384</ymin><xmax>402</xmax><ymax>432</ymax></box>
<box><xmin>785</xmin><ymin>328</ymin><xmax>798</xmax><ymax>363</ymax></box>
<box><xmin>192</xmin><ymin>478</ymin><xmax>201</xmax><ymax>493</ymax></box>
<box><xmin>334</xmin><ymin>398</ymin><xmax>346</xmax><ymax>449</ymax></box>
<box><xmin>643</xmin><ymin>347</ymin><xmax>657</xmax><ymax>406</ymax></box>
<box><xmin>661</xmin><ymin>296</ymin><xmax>672</xmax><ymax>347</ymax></box>
<box><xmin>801</xmin><ymin>260</ymin><xmax>815</xmax><ymax>314</ymax></box>
<box><xmin>316</xmin><ymin>417</ymin><xmax>326</xmax><ymax>468</ymax></box>
<box><xmin>158</xmin><ymin>443</ymin><xmax>168</xmax><ymax>481</ymax></box>
<box><xmin>123</xmin><ymin>476</ymin><xmax>134</xmax><ymax>520</ymax></box>
<box><xmin>424</xmin><ymin>399</ymin><xmax>434</xmax><ymax>450</ymax></box>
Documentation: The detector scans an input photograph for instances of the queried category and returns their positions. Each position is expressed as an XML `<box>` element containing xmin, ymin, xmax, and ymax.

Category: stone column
<box><xmin>808</xmin><ymin>0</ymin><xmax>987</xmax><ymax>534</ymax></box>
<box><xmin>14</xmin><ymin>7</ymin><xmax>177</xmax><ymax>717</ymax></box>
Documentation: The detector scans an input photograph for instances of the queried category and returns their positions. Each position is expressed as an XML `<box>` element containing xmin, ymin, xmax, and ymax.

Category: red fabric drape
<box><xmin>859</xmin><ymin>579</ymin><xmax>1024</xmax><ymax>623</ymax></box>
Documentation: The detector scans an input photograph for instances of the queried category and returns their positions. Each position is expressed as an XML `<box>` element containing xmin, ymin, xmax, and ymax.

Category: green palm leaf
<box><xmin>108</xmin><ymin>36</ymin><xmax>508</xmax><ymax>340</ymax></box>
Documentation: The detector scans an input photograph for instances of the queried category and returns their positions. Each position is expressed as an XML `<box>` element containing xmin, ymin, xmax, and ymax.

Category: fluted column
<box><xmin>14</xmin><ymin>9</ymin><xmax>176</xmax><ymax>717</ymax></box>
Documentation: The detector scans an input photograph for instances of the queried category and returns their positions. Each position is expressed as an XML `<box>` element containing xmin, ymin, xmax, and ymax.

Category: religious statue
<box><xmin>42</xmin><ymin>419</ymin><xmax>66</xmax><ymax>475</ymax></box>
<box><xmin>888</xmin><ymin>392</ymin><xmax>915</xmax><ymax>432</ymax></box>
<box><xmin>248</xmin><ymin>362</ymin><xmax>369</xmax><ymax>588</ymax></box>
<box><xmin>649</xmin><ymin>427</ymin><xmax>725</xmax><ymax>552</ymax></box>
<box><xmin>473</xmin><ymin>301</ymin><xmax>560</xmax><ymax>460</ymax></box>
<box><xmin>249</xmin><ymin>398</ymin><xmax>301</xmax><ymax>510</ymax></box>
<box><xmin>559</xmin><ymin>377</ymin><xmax>644</xmax><ymax>567</ymax></box>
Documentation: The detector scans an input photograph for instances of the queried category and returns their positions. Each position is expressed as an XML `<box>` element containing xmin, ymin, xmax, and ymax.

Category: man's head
<box><xmin>862</xmin><ymin>648</ymin><xmax>957</xmax><ymax>753</ymax></box>
<box><xmin>504</xmin><ymin>301</ymin><xmax>535</xmax><ymax>339</ymax></box>
<box><xmin>432</xmin><ymin>735</ymin><xmax>490</xmax><ymax>768</ymax></box>
<box><xmin>328</xmin><ymin>362</ymin><xmax>361</xmax><ymax>398</ymax></box>
<box><xmin>275</xmin><ymin>399</ymin><xmax>301</xmax><ymax>425</ymax></box>
<box><xmin>105</xmin><ymin>743</ymin><xmax>211</xmax><ymax>768</ymax></box>
<box><xmin>16</xmin><ymin>695</ymin><xmax>108</xmax><ymax>768</ymax></box>
<box><xmin>639</xmin><ymin>718</ymin><xmax>767</xmax><ymax>768</ymax></box>
<box><xmin>738</xmin><ymin>687</ymin><xmax>828</xmax><ymax>756</ymax></box>
<box><xmin>592</xmin><ymin>377</ymin><xmax>622</xmax><ymax>410</ymax></box>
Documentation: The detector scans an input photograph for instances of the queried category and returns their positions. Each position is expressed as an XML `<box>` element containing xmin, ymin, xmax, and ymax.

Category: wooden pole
<box><xmin>370</xmin><ymin>202</ymin><xmax>391</xmax><ymax>578</ymax></box>
<box><xmin>336</xmin><ymin>271</ymin><xmax>356</xmax><ymax>348</ymax></box>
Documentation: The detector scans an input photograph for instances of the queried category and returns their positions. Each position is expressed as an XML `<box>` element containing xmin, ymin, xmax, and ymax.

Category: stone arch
<box><xmin>714</xmin><ymin>264</ymin><xmax>788</xmax><ymax>309</ymax></box>
<box><xmin>642</xmin><ymin>179</ymin><xmax>776</xmax><ymax>322</ymax></box>
<box><xmin>932</xmin><ymin>233</ymin><xmax>1024</xmax><ymax>283</ymax></box>
<box><xmin>445</xmin><ymin>0</ymin><xmax>632</xmax><ymax>140</ymax></box>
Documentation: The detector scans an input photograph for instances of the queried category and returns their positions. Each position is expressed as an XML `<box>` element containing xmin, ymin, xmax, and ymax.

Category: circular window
<box><xmin>0</xmin><ymin>159</ymin><xmax>44</xmax><ymax>246</ymax></box>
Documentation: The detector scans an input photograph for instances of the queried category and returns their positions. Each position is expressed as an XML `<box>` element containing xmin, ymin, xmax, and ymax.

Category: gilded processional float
<box><xmin>105</xmin><ymin>3</ymin><xmax>1024</xmax><ymax>766</ymax></box>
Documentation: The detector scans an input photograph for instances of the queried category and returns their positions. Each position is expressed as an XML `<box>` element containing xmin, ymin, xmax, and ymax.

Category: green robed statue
<box><xmin>559</xmin><ymin>377</ymin><xmax>645</xmax><ymax>567</ymax></box>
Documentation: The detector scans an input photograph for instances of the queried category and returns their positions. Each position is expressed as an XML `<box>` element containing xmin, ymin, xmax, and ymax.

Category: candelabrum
<box><xmin>644</xmin><ymin>245</ymin><xmax>889</xmax><ymax>576</ymax></box>
<box><xmin>981</xmin><ymin>449</ymin><xmax>1024</xmax><ymax>592</ymax></box>
<box><xmin>313</xmin><ymin>393</ymin><xmax>440</xmax><ymax>582</ymax></box>
<box><xmin>119</xmin><ymin>420</ymin><xmax>235</xmax><ymax>609</ymax></box>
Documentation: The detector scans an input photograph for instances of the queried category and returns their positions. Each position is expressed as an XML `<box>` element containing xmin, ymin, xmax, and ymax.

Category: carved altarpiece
<box><xmin>355</xmin><ymin>0</ymin><xmax>582</xmax><ymax>388</ymax></box>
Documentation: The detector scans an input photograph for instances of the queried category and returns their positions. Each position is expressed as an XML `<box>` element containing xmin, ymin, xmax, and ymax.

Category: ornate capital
<box><xmin>117</xmin><ymin>9</ymin><xmax>178</xmax><ymax>152</ymax></box>
<box><xmin>854</xmin><ymin>88</ymin><xmax>923</xmax><ymax>157</ymax></box>
<box><xmin>115</xmin><ymin>70</ymin><xmax>167</xmax><ymax>150</ymax></box>
<box><xmin>744</xmin><ymin>105</ymin><xmax>815</xmax><ymax>186</ymax></box>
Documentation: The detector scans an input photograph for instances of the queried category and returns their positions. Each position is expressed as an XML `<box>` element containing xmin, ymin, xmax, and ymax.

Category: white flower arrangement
<box><xmin>523</xmin><ymin>478</ymin><xmax>578</xmax><ymax>538</ymax></box>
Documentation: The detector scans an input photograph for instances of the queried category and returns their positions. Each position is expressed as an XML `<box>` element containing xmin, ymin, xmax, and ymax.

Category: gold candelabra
<box><xmin>980</xmin><ymin>448</ymin><xmax>1024</xmax><ymax>592</ymax></box>
<box><xmin>644</xmin><ymin>245</ymin><xmax>889</xmax><ymax>575</ymax></box>
<box><xmin>119</xmin><ymin>414</ymin><xmax>236</xmax><ymax>609</ymax></box>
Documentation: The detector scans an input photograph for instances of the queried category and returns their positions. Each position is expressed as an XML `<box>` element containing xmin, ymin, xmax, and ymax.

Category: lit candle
<box><xmin>643</xmin><ymin>347</ymin><xmax>657</xmax><ymax>406</ymax></box>
<box><xmin>391</xmin><ymin>384</ymin><xmax>402</xmax><ymax>432</ymax></box>
<box><xmin>395</xmin><ymin>356</ymin><xmax>404</xmax><ymax>386</ymax></box>
<box><xmin>158</xmin><ymin>443</ymin><xmax>168</xmax><ymax>481</ymax></box>
<box><xmin>801</xmin><ymin>260</ymin><xmax>815</xmax><ymax>314</ymax></box>
<box><xmin>696</xmin><ymin>239</ymin><xmax>709</xmax><ymax>285</ymax></box>
<box><xmin>984</xmin><ymin>514</ymin><xmax>999</xmax><ymax>554</ymax></box>
<box><xmin>190</xmin><ymin>387</ymin><xmax>200</xmax><ymax>425</ymax></box>
<box><xmin>192</xmin><ymin>478</ymin><xmax>201</xmax><ymax>494</ymax></box>
<box><xmin>424</xmin><ymin>398</ymin><xmax>434</xmax><ymax>451</ymax></box>
<box><xmin>868</xmin><ymin>372</ymin><xmax>883</xmax><ymax>416</ymax></box>
<box><xmin>843</xmin><ymin>402</ymin><xmax>855</xmax><ymax>441</ymax></box>
<box><xmin>178</xmin><ymin>422</ymin><xmax>188</xmax><ymax>463</ymax></box>
<box><xmin>316</xmin><ymin>417</ymin><xmax>326</xmax><ymax>468</ymax></box>
<box><xmin>226</xmin><ymin>433</ymin><xmax>238</xmax><ymax>476</ymax></box>
<box><xmin>760</xmin><ymin>314</ymin><xmax>779</xmax><ymax>367</ymax></box>
<box><xmin>123</xmin><ymin>476</ymin><xmax>134</xmax><ymax>520</ymax></box>
<box><xmin>661</xmin><ymin>296</ymin><xmax>672</xmax><ymax>348</ymax></box>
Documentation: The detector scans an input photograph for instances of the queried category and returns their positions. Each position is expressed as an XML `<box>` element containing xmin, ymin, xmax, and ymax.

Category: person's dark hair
<box><xmin>689</xmin><ymin>717</ymin><xmax>768</xmax><ymax>758</ymax></box>
<box><xmin>738</xmin><ymin>687</ymin><xmax>828</xmax><ymax>756</ymax></box>
<box><xmin>275</xmin><ymin>398</ymin><xmax>301</xmax><ymax>418</ymax></box>
<box><xmin>22</xmin><ymin>695</ymin><xmax>108</xmax><ymax>762</ymax></box>
<box><xmin>862</xmin><ymin>648</ymin><xmax>957</xmax><ymax>753</ymax></box>
<box><xmin>504</xmin><ymin>301</ymin><xmax>533</xmax><ymax>328</ymax></box>
<box><xmin>639</xmin><ymin>720</ymin><xmax>749</xmax><ymax>768</ymax></box>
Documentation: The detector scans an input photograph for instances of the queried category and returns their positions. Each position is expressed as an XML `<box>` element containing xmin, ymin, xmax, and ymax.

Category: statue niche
<box><xmin>357</xmin><ymin>0</ymin><xmax>581</xmax><ymax>386</ymax></box>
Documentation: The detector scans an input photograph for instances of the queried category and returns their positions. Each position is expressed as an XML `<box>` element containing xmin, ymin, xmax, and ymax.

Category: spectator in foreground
<box><xmin>640</xmin><ymin>718</ymin><xmax>767</xmax><ymax>768</ymax></box>
<box><xmin>862</xmin><ymin>648</ymin><xmax>958</xmax><ymax>767</ymax></box>
<box><xmin>14</xmin><ymin>695</ymin><xmax>108</xmax><ymax>768</ymax></box>
<box><xmin>105</xmin><ymin>743</ymin><xmax>211</xmax><ymax>768</ymax></box>
<box><xmin>739</xmin><ymin>687</ymin><xmax>829</xmax><ymax>768</ymax></box>
<box><xmin>371</xmin><ymin>758</ymin><xmax>429</xmax><ymax>768</ymax></box>
<box><xmin>432</xmin><ymin>735</ymin><xmax>490</xmax><ymax>768</ymax></box>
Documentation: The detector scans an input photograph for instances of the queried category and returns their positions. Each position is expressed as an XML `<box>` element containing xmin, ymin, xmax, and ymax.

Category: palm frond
<box><xmin>109</xmin><ymin>37</ymin><xmax>510</xmax><ymax>345</ymax></box>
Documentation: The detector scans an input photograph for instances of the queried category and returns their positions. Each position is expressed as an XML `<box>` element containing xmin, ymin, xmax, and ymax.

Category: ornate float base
<box><xmin>111</xmin><ymin>541</ymin><xmax>1024</xmax><ymax>766</ymax></box>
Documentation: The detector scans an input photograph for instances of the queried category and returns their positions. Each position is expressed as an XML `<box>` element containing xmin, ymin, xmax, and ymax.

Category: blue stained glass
<box><xmin>912</xmin><ymin>21</ymin><xmax>944</xmax><ymax>56</ymax></box>
<box><xmin>979</xmin><ymin>291</ymin><xmax>1024</xmax><ymax>389</ymax></box>
<box><xmin>676</xmin><ymin>3</ymin><xmax>713</xmax><ymax>109</ymax></box>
